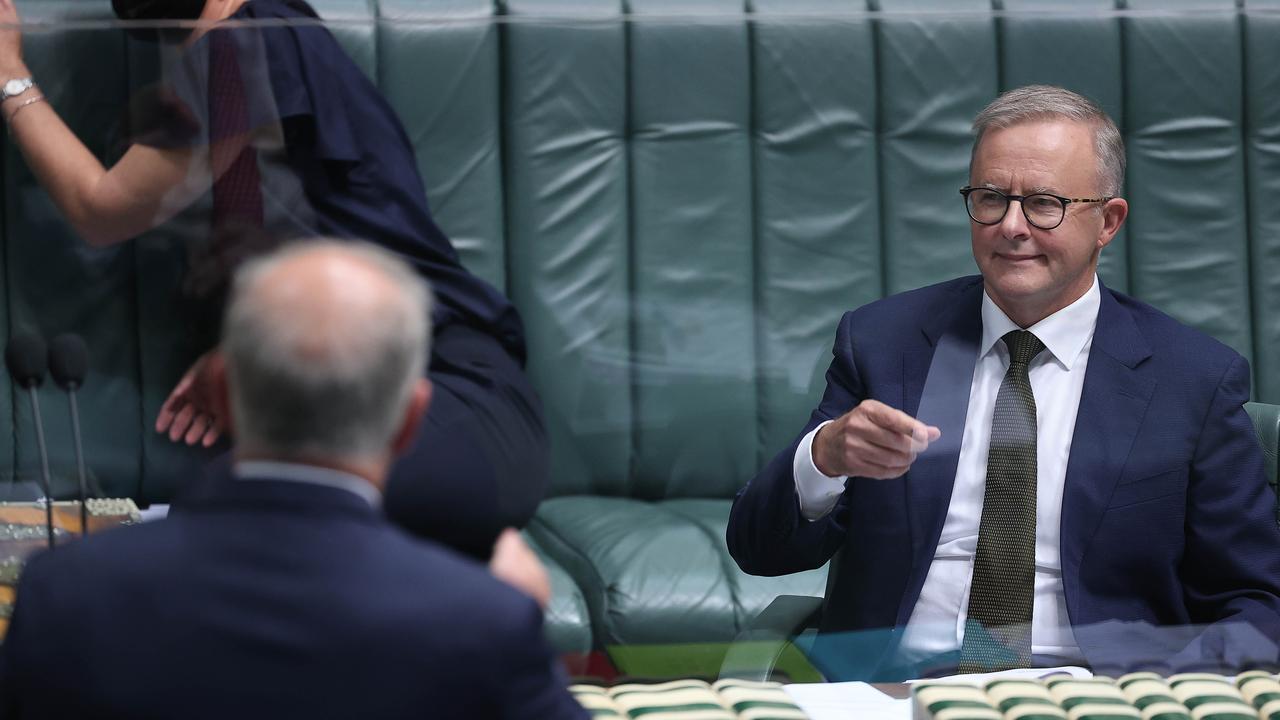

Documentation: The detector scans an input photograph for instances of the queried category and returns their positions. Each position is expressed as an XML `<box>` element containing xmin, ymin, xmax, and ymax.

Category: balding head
<box><xmin>222</xmin><ymin>239</ymin><xmax>431</xmax><ymax>469</ymax></box>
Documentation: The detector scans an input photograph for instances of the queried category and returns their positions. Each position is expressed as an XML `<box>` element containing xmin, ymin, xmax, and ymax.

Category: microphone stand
<box><xmin>66</xmin><ymin>383</ymin><xmax>88</xmax><ymax>536</ymax></box>
<box><xmin>25</xmin><ymin>386</ymin><xmax>55</xmax><ymax>550</ymax></box>
<box><xmin>49</xmin><ymin>334</ymin><xmax>91</xmax><ymax>536</ymax></box>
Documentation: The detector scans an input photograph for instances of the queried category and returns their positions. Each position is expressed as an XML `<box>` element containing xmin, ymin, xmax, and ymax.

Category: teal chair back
<box><xmin>1245</xmin><ymin>402</ymin><xmax>1280</xmax><ymax>526</ymax></box>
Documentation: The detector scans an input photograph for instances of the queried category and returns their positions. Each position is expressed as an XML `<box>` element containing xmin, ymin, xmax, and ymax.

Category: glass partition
<box><xmin>0</xmin><ymin>0</ymin><xmax>1277</xmax><ymax>698</ymax></box>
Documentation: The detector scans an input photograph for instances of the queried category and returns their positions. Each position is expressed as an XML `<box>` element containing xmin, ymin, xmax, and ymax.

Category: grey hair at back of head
<box><xmin>972</xmin><ymin>85</ymin><xmax>1125</xmax><ymax>196</ymax></box>
<box><xmin>223</xmin><ymin>239</ymin><xmax>431</xmax><ymax>462</ymax></box>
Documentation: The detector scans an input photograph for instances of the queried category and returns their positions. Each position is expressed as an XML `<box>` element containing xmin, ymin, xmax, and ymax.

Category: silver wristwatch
<box><xmin>1</xmin><ymin>78</ymin><xmax>34</xmax><ymax>102</ymax></box>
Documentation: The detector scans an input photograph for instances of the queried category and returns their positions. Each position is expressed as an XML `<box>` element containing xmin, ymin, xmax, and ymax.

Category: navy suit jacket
<box><xmin>728</xmin><ymin>276</ymin><xmax>1280</xmax><ymax>678</ymax></box>
<box><xmin>0</xmin><ymin>474</ymin><xmax>587</xmax><ymax>720</ymax></box>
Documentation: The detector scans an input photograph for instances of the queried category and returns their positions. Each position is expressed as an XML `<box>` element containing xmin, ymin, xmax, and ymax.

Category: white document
<box><xmin>784</xmin><ymin>667</ymin><xmax>1092</xmax><ymax>720</ymax></box>
<box><xmin>783</xmin><ymin>682</ymin><xmax>912</xmax><ymax>720</ymax></box>
<box><xmin>138</xmin><ymin>503</ymin><xmax>170</xmax><ymax>522</ymax></box>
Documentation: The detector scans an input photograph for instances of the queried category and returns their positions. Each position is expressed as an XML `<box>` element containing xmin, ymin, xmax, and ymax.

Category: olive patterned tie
<box><xmin>958</xmin><ymin>329</ymin><xmax>1046</xmax><ymax>673</ymax></box>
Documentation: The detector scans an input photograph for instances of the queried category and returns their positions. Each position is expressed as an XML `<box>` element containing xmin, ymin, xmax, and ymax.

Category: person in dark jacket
<box><xmin>0</xmin><ymin>0</ymin><xmax>546</xmax><ymax>560</ymax></box>
<box><xmin>0</xmin><ymin>240</ymin><xmax>585</xmax><ymax>720</ymax></box>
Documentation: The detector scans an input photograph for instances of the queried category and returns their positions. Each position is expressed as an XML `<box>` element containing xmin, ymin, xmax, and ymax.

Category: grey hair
<box><xmin>971</xmin><ymin>85</ymin><xmax>1125</xmax><ymax>196</ymax></box>
<box><xmin>222</xmin><ymin>238</ymin><xmax>431</xmax><ymax>462</ymax></box>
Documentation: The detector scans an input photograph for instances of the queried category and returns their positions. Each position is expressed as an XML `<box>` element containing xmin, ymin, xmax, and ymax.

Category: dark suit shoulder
<box><xmin>846</xmin><ymin>276</ymin><xmax>981</xmax><ymax>324</ymax></box>
<box><xmin>16</xmin><ymin>518</ymin><xmax>177</xmax><ymax>586</ymax></box>
<box><xmin>364</xmin><ymin>523</ymin><xmax>546</xmax><ymax>634</ymax></box>
<box><xmin>17</xmin><ymin>512</ymin><xmax>538</xmax><ymax>645</ymax></box>
<box><xmin>3</xmin><ymin>520</ymin><xmax>181</xmax><ymax>668</ymax></box>
<box><xmin>378</xmin><ymin>525</ymin><xmax>532</xmax><ymax>607</ymax></box>
<box><xmin>1107</xmin><ymin>287</ymin><xmax>1245</xmax><ymax>376</ymax></box>
<box><xmin>836</xmin><ymin>275</ymin><xmax>982</xmax><ymax>350</ymax></box>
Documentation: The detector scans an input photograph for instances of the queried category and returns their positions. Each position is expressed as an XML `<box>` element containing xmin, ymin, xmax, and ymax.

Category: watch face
<box><xmin>3</xmin><ymin>79</ymin><xmax>27</xmax><ymax>97</ymax></box>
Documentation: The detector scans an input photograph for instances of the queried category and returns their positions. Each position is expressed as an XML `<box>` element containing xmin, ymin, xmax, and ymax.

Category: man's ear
<box><xmin>207</xmin><ymin>349</ymin><xmax>234</xmax><ymax>436</ymax></box>
<box><xmin>1097</xmin><ymin>196</ymin><xmax>1129</xmax><ymax>251</ymax></box>
<box><xmin>391</xmin><ymin>379</ymin><xmax>432</xmax><ymax>457</ymax></box>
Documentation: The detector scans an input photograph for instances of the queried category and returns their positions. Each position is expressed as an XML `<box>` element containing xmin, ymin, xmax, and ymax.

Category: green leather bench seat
<box><xmin>529</xmin><ymin>497</ymin><xmax>826</xmax><ymax>672</ymax></box>
<box><xmin>6</xmin><ymin>1</ymin><xmax>1280</xmax><ymax>665</ymax></box>
<box><xmin>504</xmin><ymin>0</ymin><xmax>839</xmax><ymax>663</ymax></box>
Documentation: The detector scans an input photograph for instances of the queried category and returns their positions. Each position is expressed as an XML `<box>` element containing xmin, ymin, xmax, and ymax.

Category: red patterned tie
<box><xmin>207</xmin><ymin>28</ymin><xmax>264</xmax><ymax>232</ymax></box>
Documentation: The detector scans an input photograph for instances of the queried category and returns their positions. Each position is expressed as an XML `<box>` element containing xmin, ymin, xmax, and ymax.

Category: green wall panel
<box><xmin>1245</xmin><ymin>0</ymin><xmax>1280</xmax><ymax>402</ymax></box>
<box><xmin>504</xmin><ymin>0</ymin><xmax>633</xmax><ymax>496</ymax></box>
<box><xmin>380</xmin><ymin>0</ymin><xmax>508</xmax><ymax>291</ymax></box>
<box><xmin>749</xmin><ymin>0</ymin><xmax>881</xmax><ymax>464</ymax></box>
<box><xmin>1124</xmin><ymin>2</ymin><xmax>1253</xmax><ymax>370</ymax></box>
<box><xmin>876</xmin><ymin>0</ymin><xmax>993</xmax><ymax>294</ymax></box>
<box><xmin>629</xmin><ymin>0</ymin><xmax>757</xmax><ymax>499</ymax></box>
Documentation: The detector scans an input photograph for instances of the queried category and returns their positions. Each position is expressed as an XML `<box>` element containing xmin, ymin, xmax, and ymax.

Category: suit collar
<box><xmin>922</xmin><ymin>276</ymin><xmax>985</xmax><ymax>347</ymax></box>
<box><xmin>930</xmin><ymin>276</ymin><xmax>1144</xmax><ymax>367</ymax></box>
<box><xmin>182</xmin><ymin>468</ymin><xmax>382</xmax><ymax>522</ymax></box>
<box><xmin>980</xmin><ymin>275</ymin><xmax>1101</xmax><ymax>371</ymax></box>
<box><xmin>1090</xmin><ymin>281</ymin><xmax>1153</xmax><ymax>369</ymax></box>
<box><xmin>234</xmin><ymin>460</ymin><xmax>381</xmax><ymax>508</ymax></box>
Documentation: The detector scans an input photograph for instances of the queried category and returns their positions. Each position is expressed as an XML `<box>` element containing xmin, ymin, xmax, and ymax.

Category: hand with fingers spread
<box><xmin>812</xmin><ymin>399</ymin><xmax>941</xmax><ymax>479</ymax></box>
<box><xmin>156</xmin><ymin>350</ymin><xmax>227</xmax><ymax>448</ymax></box>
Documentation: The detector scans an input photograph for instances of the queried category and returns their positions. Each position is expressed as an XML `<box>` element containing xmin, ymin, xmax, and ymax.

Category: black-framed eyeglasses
<box><xmin>959</xmin><ymin>186</ymin><xmax>1112</xmax><ymax>230</ymax></box>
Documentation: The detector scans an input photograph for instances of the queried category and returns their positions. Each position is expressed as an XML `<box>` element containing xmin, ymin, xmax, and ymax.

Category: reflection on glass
<box><xmin>0</xmin><ymin>2</ymin><xmax>1275</xmax><ymax>700</ymax></box>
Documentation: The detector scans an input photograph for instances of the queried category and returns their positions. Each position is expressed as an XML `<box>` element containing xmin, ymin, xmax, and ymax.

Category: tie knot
<box><xmin>1003</xmin><ymin>330</ymin><xmax>1045</xmax><ymax>367</ymax></box>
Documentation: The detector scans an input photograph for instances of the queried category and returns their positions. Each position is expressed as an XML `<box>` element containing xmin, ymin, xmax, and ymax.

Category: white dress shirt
<box><xmin>793</xmin><ymin>275</ymin><xmax>1102</xmax><ymax>664</ymax></box>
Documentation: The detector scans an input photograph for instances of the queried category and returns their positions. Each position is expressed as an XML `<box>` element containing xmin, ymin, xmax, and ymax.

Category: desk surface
<box><xmin>0</xmin><ymin>500</ymin><xmax>140</xmax><ymax>637</ymax></box>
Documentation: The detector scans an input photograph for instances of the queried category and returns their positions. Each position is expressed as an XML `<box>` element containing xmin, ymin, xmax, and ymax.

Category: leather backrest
<box><xmin>1244</xmin><ymin>402</ymin><xmax>1280</xmax><ymax>525</ymax></box>
<box><xmin>504</xmin><ymin>0</ymin><xmax>633</xmax><ymax>496</ymax></box>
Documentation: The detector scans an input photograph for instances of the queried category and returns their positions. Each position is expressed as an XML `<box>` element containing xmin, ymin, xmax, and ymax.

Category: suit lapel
<box><xmin>897</xmin><ymin>280</ymin><xmax>984</xmax><ymax>625</ymax></box>
<box><xmin>1059</xmin><ymin>287</ymin><xmax>1154</xmax><ymax>615</ymax></box>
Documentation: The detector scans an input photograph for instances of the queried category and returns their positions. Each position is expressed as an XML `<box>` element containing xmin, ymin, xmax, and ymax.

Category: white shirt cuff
<box><xmin>793</xmin><ymin>420</ymin><xmax>848</xmax><ymax>521</ymax></box>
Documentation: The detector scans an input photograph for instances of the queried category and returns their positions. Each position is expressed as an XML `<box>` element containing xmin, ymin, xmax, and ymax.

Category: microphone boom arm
<box><xmin>66</xmin><ymin>386</ymin><xmax>88</xmax><ymax>536</ymax></box>
<box><xmin>26</xmin><ymin>386</ymin><xmax>56</xmax><ymax>550</ymax></box>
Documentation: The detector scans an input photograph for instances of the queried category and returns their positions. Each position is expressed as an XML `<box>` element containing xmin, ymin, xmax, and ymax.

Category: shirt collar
<box><xmin>979</xmin><ymin>274</ymin><xmax>1101</xmax><ymax>370</ymax></box>
<box><xmin>233</xmin><ymin>460</ymin><xmax>381</xmax><ymax>508</ymax></box>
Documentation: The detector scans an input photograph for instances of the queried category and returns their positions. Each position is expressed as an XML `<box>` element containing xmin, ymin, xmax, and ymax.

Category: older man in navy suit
<box><xmin>0</xmin><ymin>241</ymin><xmax>586</xmax><ymax>719</ymax></box>
<box><xmin>728</xmin><ymin>85</ymin><xmax>1280</xmax><ymax>680</ymax></box>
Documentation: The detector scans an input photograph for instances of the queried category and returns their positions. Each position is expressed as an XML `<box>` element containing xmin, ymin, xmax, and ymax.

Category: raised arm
<box><xmin>0</xmin><ymin>0</ymin><xmax>220</xmax><ymax>246</ymax></box>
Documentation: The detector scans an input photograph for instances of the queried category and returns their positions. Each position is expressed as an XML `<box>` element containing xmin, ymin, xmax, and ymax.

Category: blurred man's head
<box><xmin>213</xmin><ymin>239</ymin><xmax>432</xmax><ymax>484</ymax></box>
<box><xmin>964</xmin><ymin>85</ymin><xmax>1129</xmax><ymax>327</ymax></box>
